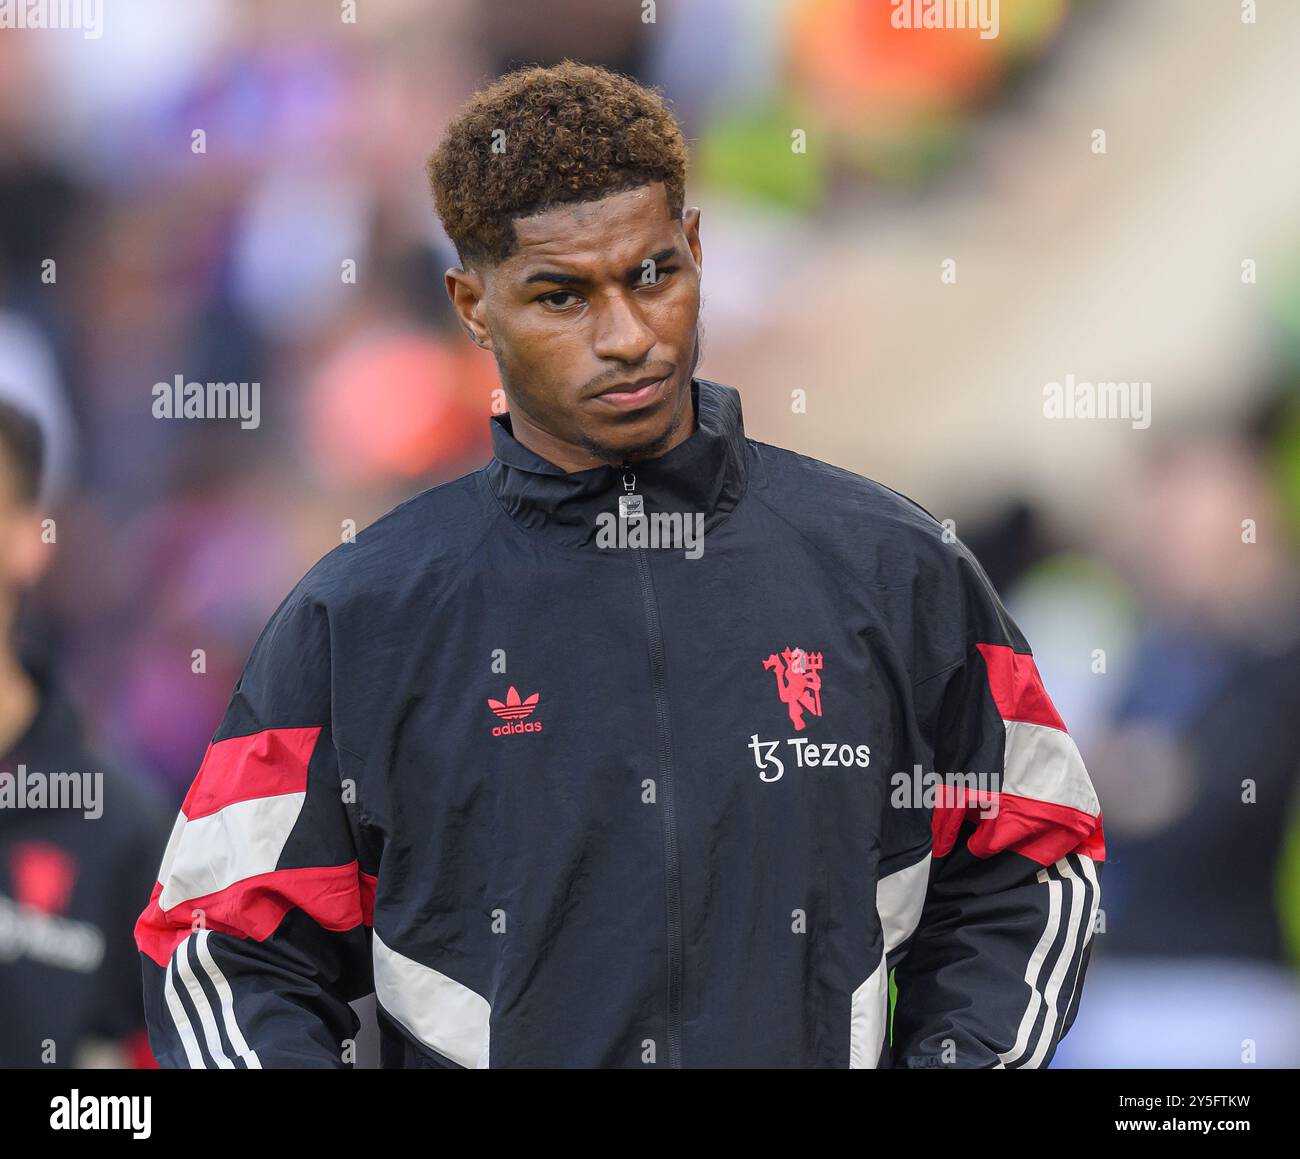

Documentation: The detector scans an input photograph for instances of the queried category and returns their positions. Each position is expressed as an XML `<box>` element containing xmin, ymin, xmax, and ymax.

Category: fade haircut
<box><xmin>427</xmin><ymin>59</ymin><xmax>689</xmax><ymax>272</ymax></box>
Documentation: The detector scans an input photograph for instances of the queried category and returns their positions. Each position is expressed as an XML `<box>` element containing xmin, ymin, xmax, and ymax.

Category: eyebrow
<box><xmin>522</xmin><ymin>248</ymin><xmax>678</xmax><ymax>288</ymax></box>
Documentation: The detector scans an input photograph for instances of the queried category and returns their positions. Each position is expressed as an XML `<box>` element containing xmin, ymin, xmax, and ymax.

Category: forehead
<box><xmin>502</xmin><ymin>182</ymin><xmax>677</xmax><ymax>279</ymax></box>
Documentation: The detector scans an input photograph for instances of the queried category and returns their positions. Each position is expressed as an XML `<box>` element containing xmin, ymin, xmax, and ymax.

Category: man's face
<box><xmin>0</xmin><ymin>456</ymin><xmax>46</xmax><ymax>612</ymax></box>
<box><xmin>448</xmin><ymin>182</ymin><xmax>703</xmax><ymax>471</ymax></box>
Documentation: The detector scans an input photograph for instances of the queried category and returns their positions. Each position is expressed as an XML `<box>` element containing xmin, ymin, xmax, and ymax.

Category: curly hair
<box><xmin>427</xmin><ymin>60</ymin><xmax>689</xmax><ymax>271</ymax></box>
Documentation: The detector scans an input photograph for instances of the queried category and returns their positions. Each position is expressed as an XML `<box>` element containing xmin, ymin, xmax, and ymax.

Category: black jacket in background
<box><xmin>1</xmin><ymin>666</ymin><xmax>170</xmax><ymax>1067</ymax></box>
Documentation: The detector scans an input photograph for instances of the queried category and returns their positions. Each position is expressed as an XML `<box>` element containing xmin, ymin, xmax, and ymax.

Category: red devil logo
<box><xmin>762</xmin><ymin>647</ymin><xmax>823</xmax><ymax>731</ymax></box>
<box><xmin>9</xmin><ymin>841</ymin><xmax>78</xmax><ymax>914</ymax></box>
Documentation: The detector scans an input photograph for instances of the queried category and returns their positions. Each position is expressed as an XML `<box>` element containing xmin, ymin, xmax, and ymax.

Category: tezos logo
<box><xmin>748</xmin><ymin>734</ymin><xmax>870</xmax><ymax>783</ymax></box>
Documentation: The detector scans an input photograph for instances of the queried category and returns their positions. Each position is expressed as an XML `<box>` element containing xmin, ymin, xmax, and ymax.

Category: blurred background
<box><xmin>2</xmin><ymin>0</ymin><xmax>1299</xmax><ymax>1067</ymax></box>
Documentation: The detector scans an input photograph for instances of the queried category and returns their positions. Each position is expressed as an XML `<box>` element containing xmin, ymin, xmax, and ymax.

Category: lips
<box><xmin>592</xmin><ymin>374</ymin><xmax>670</xmax><ymax>409</ymax></box>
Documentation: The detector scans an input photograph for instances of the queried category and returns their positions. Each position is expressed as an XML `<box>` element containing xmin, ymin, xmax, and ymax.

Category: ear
<box><xmin>683</xmin><ymin>207</ymin><xmax>702</xmax><ymax>271</ymax></box>
<box><xmin>445</xmin><ymin>267</ymin><xmax>492</xmax><ymax>350</ymax></box>
<box><xmin>2</xmin><ymin>510</ymin><xmax>51</xmax><ymax>591</ymax></box>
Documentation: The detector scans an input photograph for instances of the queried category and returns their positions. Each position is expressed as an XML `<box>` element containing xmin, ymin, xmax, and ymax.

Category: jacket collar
<box><xmin>484</xmin><ymin>377</ymin><xmax>749</xmax><ymax>548</ymax></box>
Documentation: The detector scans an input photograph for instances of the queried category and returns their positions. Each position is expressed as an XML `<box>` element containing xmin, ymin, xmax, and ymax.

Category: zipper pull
<box><xmin>618</xmin><ymin>469</ymin><xmax>645</xmax><ymax>519</ymax></box>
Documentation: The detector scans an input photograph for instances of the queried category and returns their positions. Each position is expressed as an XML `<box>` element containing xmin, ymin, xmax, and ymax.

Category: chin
<box><xmin>584</xmin><ymin>409</ymin><xmax>678</xmax><ymax>465</ymax></box>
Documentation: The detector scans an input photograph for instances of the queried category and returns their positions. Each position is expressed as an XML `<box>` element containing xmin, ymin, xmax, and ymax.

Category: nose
<box><xmin>591</xmin><ymin>288</ymin><xmax>656</xmax><ymax>365</ymax></box>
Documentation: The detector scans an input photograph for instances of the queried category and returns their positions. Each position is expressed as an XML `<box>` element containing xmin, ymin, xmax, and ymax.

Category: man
<box><xmin>0</xmin><ymin>399</ymin><xmax>168</xmax><ymax>1067</ymax></box>
<box><xmin>136</xmin><ymin>61</ymin><xmax>1104</xmax><ymax>1069</ymax></box>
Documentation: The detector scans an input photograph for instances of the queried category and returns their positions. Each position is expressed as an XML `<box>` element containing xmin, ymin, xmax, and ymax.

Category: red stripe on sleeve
<box><xmin>181</xmin><ymin>726</ymin><xmax>322</xmax><ymax>820</ymax></box>
<box><xmin>966</xmin><ymin>795</ymin><xmax>1105</xmax><ymax>864</ymax></box>
<box><xmin>974</xmin><ymin>643</ymin><xmax>1066</xmax><ymax>732</ymax></box>
<box><xmin>931</xmin><ymin>785</ymin><xmax>1106</xmax><ymax>865</ymax></box>
<box><xmin>134</xmin><ymin>862</ymin><xmax>374</xmax><ymax>966</ymax></box>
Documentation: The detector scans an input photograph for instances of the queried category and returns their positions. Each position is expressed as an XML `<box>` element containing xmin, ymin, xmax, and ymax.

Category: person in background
<box><xmin>0</xmin><ymin>398</ymin><xmax>170</xmax><ymax>1068</ymax></box>
<box><xmin>1052</xmin><ymin>433</ymin><xmax>1300</xmax><ymax>1067</ymax></box>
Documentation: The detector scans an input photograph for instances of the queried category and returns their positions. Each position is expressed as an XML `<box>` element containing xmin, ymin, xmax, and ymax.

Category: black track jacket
<box><xmin>136</xmin><ymin>378</ymin><xmax>1105</xmax><ymax>1069</ymax></box>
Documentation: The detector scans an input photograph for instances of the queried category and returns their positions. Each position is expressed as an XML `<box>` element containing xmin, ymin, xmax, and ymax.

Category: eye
<box><xmin>538</xmin><ymin>290</ymin><xmax>580</xmax><ymax>310</ymax></box>
<box><xmin>639</xmin><ymin>265</ymin><xmax>678</xmax><ymax>287</ymax></box>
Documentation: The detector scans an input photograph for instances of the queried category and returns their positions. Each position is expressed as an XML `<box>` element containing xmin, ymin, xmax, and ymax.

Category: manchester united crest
<box><xmin>761</xmin><ymin>647</ymin><xmax>823</xmax><ymax>731</ymax></box>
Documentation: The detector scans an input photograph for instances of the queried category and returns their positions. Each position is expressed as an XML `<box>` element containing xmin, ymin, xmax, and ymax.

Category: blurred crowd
<box><xmin>1</xmin><ymin>0</ymin><xmax>1299</xmax><ymax>1066</ymax></box>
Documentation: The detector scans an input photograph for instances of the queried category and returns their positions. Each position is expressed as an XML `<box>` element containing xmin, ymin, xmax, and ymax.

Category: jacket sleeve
<box><xmin>133</xmin><ymin>588</ymin><xmax>375</xmax><ymax>1068</ymax></box>
<box><xmin>887</xmin><ymin>546</ymin><xmax>1105</xmax><ymax>1069</ymax></box>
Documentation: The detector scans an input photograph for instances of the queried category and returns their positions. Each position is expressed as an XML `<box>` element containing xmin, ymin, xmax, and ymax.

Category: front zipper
<box><xmin>623</xmin><ymin>469</ymin><xmax>684</xmax><ymax>1069</ymax></box>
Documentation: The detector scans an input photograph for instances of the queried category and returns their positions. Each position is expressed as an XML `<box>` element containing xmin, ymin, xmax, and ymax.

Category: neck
<box><xmin>485</xmin><ymin>378</ymin><xmax>750</xmax><ymax>551</ymax></box>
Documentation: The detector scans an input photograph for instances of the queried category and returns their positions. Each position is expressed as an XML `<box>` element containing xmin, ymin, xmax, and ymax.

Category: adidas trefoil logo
<box><xmin>487</xmin><ymin>686</ymin><xmax>543</xmax><ymax>737</ymax></box>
